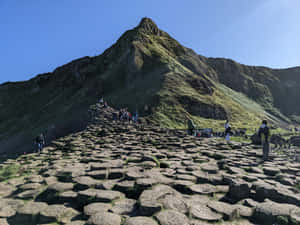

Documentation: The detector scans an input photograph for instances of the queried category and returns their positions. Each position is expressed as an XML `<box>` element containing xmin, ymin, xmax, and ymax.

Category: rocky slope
<box><xmin>1</xmin><ymin>17</ymin><xmax>300</xmax><ymax>155</ymax></box>
<box><xmin>0</xmin><ymin>105</ymin><xmax>299</xmax><ymax>225</ymax></box>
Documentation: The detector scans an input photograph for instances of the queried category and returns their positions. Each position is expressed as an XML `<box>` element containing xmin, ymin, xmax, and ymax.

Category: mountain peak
<box><xmin>136</xmin><ymin>17</ymin><xmax>161</xmax><ymax>35</ymax></box>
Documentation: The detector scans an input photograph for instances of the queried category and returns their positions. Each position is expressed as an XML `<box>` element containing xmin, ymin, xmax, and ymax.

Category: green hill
<box><xmin>1</xmin><ymin>17</ymin><xmax>299</xmax><ymax>155</ymax></box>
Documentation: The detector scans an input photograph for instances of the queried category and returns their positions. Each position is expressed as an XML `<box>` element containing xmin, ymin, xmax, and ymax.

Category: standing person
<box><xmin>112</xmin><ymin>112</ymin><xmax>118</xmax><ymax>121</ymax></box>
<box><xmin>133</xmin><ymin>110</ymin><xmax>139</xmax><ymax>123</ymax></box>
<box><xmin>187</xmin><ymin>117</ymin><xmax>196</xmax><ymax>136</ymax></box>
<box><xmin>224</xmin><ymin>120</ymin><xmax>231</xmax><ymax>142</ymax></box>
<box><xmin>104</xmin><ymin>101</ymin><xmax>108</xmax><ymax>108</ymax></box>
<box><xmin>99</xmin><ymin>97</ymin><xmax>104</xmax><ymax>105</ymax></box>
<box><xmin>128</xmin><ymin>111</ymin><xmax>132</xmax><ymax>122</ymax></box>
<box><xmin>35</xmin><ymin>133</ymin><xmax>45</xmax><ymax>153</ymax></box>
<box><xmin>258</xmin><ymin>120</ymin><xmax>271</xmax><ymax>161</ymax></box>
<box><xmin>118</xmin><ymin>109</ymin><xmax>122</xmax><ymax>121</ymax></box>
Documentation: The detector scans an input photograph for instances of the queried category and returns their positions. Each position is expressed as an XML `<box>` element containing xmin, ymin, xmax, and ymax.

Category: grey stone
<box><xmin>124</xmin><ymin>216</ymin><xmax>158</xmax><ymax>225</ymax></box>
<box><xmin>84</xmin><ymin>203</ymin><xmax>111</xmax><ymax>216</ymax></box>
<box><xmin>155</xmin><ymin>209</ymin><xmax>189</xmax><ymax>225</ymax></box>
<box><xmin>87</xmin><ymin>212</ymin><xmax>121</xmax><ymax>225</ymax></box>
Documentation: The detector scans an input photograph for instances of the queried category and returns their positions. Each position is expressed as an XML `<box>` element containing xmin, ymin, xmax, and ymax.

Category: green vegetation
<box><xmin>0</xmin><ymin>164</ymin><xmax>21</xmax><ymax>181</ymax></box>
<box><xmin>294</xmin><ymin>183</ymin><xmax>300</xmax><ymax>193</ymax></box>
<box><xmin>276</xmin><ymin>215</ymin><xmax>289</xmax><ymax>225</ymax></box>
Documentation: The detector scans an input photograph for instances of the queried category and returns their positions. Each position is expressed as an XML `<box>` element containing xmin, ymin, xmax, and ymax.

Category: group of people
<box><xmin>99</xmin><ymin>97</ymin><xmax>108</xmax><ymax>108</ymax></box>
<box><xmin>187</xmin><ymin>117</ymin><xmax>272</xmax><ymax>161</ymax></box>
<box><xmin>187</xmin><ymin>117</ymin><xmax>232</xmax><ymax>141</ymax></box>
<box><xmin>99</xmin><ymin>97</ymin><xmax>139</xmax><ymax>123</ymax></box>
<box><xmin>113</xmin><ymin>108</ymin><xmax>139</xmax><ymax>123</ymax></box>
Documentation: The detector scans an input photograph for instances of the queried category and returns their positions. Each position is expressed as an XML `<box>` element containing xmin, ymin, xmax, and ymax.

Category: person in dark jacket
<box><xmin>224</xmin><ymin>120</ymin><xmax>231</xmax><ymax>142</ymax></box>
<box><xmin>258</xmin><ymin>120</ymin><xmax>271</xmax><ymax>161</ymax></box>
<box><xmin>35</xmin><ymin>133</ymin><xmax>45</xmax><ymax>153</ymax></box>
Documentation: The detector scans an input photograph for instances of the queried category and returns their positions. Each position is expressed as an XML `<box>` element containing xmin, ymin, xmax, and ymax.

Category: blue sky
<box><xmin>1</xmin><ymin>0</ymin><xmax>299</xmax><ymax>84</ymax></box>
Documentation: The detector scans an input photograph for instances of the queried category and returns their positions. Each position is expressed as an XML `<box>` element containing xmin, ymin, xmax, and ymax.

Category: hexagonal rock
<box><xmin>191</xmin><ymin>170</ymin><xmax>223</xmax><ymax>185</ymax></box>
<box><xmin>86</xmin><ymin>212</ymin><xmax>121</xmax><ymax>225</ymax></box>
<box><xmin>190</xmin><ymin>204</ymin><xmax>223</xmax><ymax>222</ymax></box>
<box><xmin>200</xmin><ymin>163</ymin><xmax>219</xmax><ymax>174</ymax></box>
<box><xmin>17</xmin><ymin>201</ymin><xmax>48</xmax><ymax>215</ymax></box>
<box><xmin>25</xmin><ymin>175</ymin><xmax>44</xmax><ymax>183</ymax></box>
<box><xmin>136</xmin><ymin>178</ymin><xmax>158</xmax><ymax>189</ymax></box>
<box><xmin>58</xmin><ymin>190</ymin><xmax>78</xmax><ymax>203</ymax></box>
<box><xmin>291</xmin><ymin>208</ymin><xmax>300</xmax><ymax>225</ymax></box>
<box><xmin>48</xmin><ymin>182</ymin><xmax>74</xmax><ymax>192</ymax></box>
<box><xmin>90</xmin><ymin>160</ymin><xmax>123</xmax><ymax>170</ymax></box>
<box><xmin>73</xmin><ymin>176</ymin><xmax>102</xmax><ymax>190</ymax></box>
<box><xmin>171</xmin><ymin>180</ymin><xmax>194</xmax><ymax>194</ymax></box>
<box><xmin>45</xmin><ymin>176</ymin><xmax>58</xmax><ymax>185</ymax></box>
<box><xmin>160</xmin><ymin>194</ymin><xmax>189</xmax><ymax>214</ymax></box>
<box><xmin>84</xmin><ymin>202</ymin><xmax>112</xmax><ymax>216</ymax></box>
<box><xmin>176</xmin><ymin>174</ymin><xmax>197</xmax><ymax>182</ymax></box>
<box><xmin>87</xmin><ymin>170</ymin><xmax>107</xmax><ymax>180</ymax></box>
<box><xmin>207</xmin><ymin>201</ymin><xmax>239</xmax><ymax>220</ymax></box>
<box><xmin>98</xmin><ymin>179</ymin><xmax>119</xmax><ymax>190</ymax></box>
<box><xmin>18</xmin><ymin>183</ymin><xmax>42</xmax><ymax>191</ymax></box>
<box><xmin>10</xmin><ymin>201</ymin><xmax>48</xmax><ymax>224</ymax></box>
<box><xmin>39</xmin><ymin>204</ymin><xmax>79</xmax><ymax>224</ymax></box>
<box><xmin>17</xmin><ymin>190</ymin><xmax>41</xmax><ymax>200</ymax></box>
<box><xmin>78</xmin><ymin>189</ymin><xmax>124</xmax><ymax>205</ymax></box>
<box><xmin>227</xmin><ymin>179</ymin><xmax>251</xmax><ymax>201</ymax></box>
<box><xmin>263</xmin><ymin>166</ymin><xmax>280</xmax><ymax>176</ymax></box>
<box><xmin>0</xmin><ymin>199</ymin><xmax>24</xmax><ymax>218</ymax></box>
<box><xmin>110</xmin><ymin>199</ymin><xmax>137</xmax><ymax>215</ymax></box>
<box><xmin>113</xmin><ymin>180</ymin><xmax>135</xmax><ymax>193</ymax></box>
<box><xmin>0</xmin><ymin>204</ymin><xmax>15</xmax><ymax>218</ymax></box>
<box><xmin>0</xmin><ymin>183</ymin><xmax>16</xmax><ymax>197</ymax></box>
<box><xmin>186</xmin><ymin>195</ymin><xmax>211</xmax><ymax>207</ymax></box>
<box><xmin>124</xmin><ymin>216</ymin><xmax>158</xmax><ymax>225</ymax></box>
<box><xmin>154</xmin><ymin>209</ymin><xmax>189</xmax><ymax>225</ymax></box>
<box><xmin>56</xmin><ymin>167</ymin><xmax>86</xmax><ymax>182</ymax></box>
<box><xmin>189</xmin><ymin>184</ymin><xmax>218</xmax><ymax>195</ymax></box>
<box><xmin>144</xmin><ymin>169</ymin><xmax>174</xmax><ymax>184</ymax></box>
<box><xmin>253</xmin><ymin>200</ymin><xmax>297</xmax><ymax>224</ymax></box>
<box><xmin>235</xmin><ymin>205</ymin><xmax>253</xmax><ymax>218</ymax></box>
<box><xmin>253</xmin><ymin>180</ymin><xmax>300</xmax><ymax>206</ymax></box>
<box><xmin>139</xmin><ymin>185</ymin><xmax>181</xmax><ymax>216</ymax></box>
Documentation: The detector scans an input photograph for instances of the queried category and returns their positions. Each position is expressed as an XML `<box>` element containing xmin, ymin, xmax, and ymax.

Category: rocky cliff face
<box><xmin>1</xmin><ymin>17</ymin><xmax>299</xmax><ymax>154</ymax></box>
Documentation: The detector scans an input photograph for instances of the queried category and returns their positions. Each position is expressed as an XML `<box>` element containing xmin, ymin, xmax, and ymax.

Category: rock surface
<box><xmin>0</xmin><ymin>107</ymin><xmax>299</xmax><ymax>225</ymax></box>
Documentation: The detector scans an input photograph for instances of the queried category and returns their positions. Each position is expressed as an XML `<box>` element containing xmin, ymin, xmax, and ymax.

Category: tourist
<box><xmin>99</xmin><ymin>97</ymin><xmax>104</xmax><ymax>105</ymax></box>
<box><xmin>35</xmin><ymin>133</ymin><xmax>45</xmax><ymax>153</ymax></box>
<box><xmin>133</xmin><ymin>110</ymin><xmax>139</xmax><ymax>123</ymax></box>
<box><xmin>224</xmin><ymin>120</ymin><xmax>231</xmax><ymax>142</ymax></box>
<box><xmin>112</xmin><ymin>112</ymin><xmax>118</xmax><ymax>121</ymax></box>
<box><xmin>258</xmin><ymin>120</ymin><xmax>271</xmax><ymax>161</ymax></box>
<box><xmin>104</xmin><ymin>101</ymin><xmax>108</xmax><ymax>108</ymax></box>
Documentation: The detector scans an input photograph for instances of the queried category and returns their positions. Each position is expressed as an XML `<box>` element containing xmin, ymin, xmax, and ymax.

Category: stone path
<box><xmin>0</xmin><ymin>107</ymin><xmax>299</xmax><ymax>225</ymax></box>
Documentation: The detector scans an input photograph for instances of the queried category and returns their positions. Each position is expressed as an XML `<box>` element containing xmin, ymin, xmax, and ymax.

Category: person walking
<box><xmin>258</xmin><ymin>120</ymin><xmax>271</xmax><ymax>161</ymax></box>
<box><xmin>224</xmin><ymin>120</ymin><xmax>231</xmax><ymax>143</ymax></box>
<box><xmin>35</xmin><ymin>133</ymin><xmax>45</xmax><ymax>153</ymax></box>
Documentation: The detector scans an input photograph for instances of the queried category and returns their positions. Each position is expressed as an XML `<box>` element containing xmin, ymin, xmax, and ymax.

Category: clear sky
<box><xmin>1</xmin><ymin>0</ymin><xmax>299</xmax><ymax>84</ymax></box>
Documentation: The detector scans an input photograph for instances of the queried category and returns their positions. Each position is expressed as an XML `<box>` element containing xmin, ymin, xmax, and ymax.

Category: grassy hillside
<box><xmin>206</xmin><ymin>58</ymin><xmax>300</xmax><ymax>123</ymax></box>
